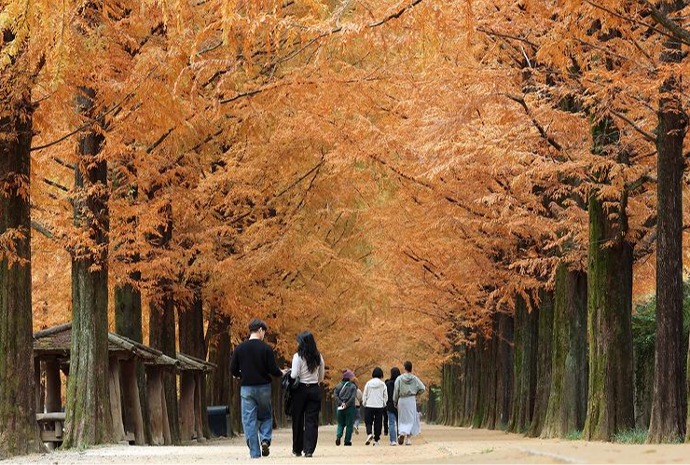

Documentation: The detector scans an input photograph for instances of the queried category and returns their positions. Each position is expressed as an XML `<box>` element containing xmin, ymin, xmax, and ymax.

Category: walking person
<box><xmin>393</xmin><ymin>361</ymin><xmax>425</xmax><ymax>445</ymax></box>
<box><xmin>362</xmin><ymin>367</ymin><xmax>388</xmax><ymax>446</ymax></box>
<box><xmin>229</xmin><ymin>318</ymin><xmax>286</xmax><ymax>459</ymax></box>
<box><xmin>385</xmin><ymin>367</ymin><xmax>401</xmax><ymax>445</ymax></box>
<box><xmin>353</xmin><ymin>385</ymin><xmax>363</xmax><ymax>435</ymax></box>
<box><xmin>290</xmin><ymin>331</ymin><xmax>325</xmax><ymax>457</ymax></box>
<box><xmin>334</xmin><ymin>369</ymin><xmax>357</xmax><ymax>447</ymax></box>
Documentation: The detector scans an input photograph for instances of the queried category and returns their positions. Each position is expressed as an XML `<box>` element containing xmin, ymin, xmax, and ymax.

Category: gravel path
<box><xmin>3</xmin><ymin>424</ymin><xmax>689</xmax><ymax>464</ymax></box>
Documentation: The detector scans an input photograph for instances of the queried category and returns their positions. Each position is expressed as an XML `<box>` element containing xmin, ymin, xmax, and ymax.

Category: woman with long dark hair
<box><xmin>385</xmin><ymin>367</ymin><xmax>401</xmax><ymax>445</ymax></box>
<box><xmin>289</xmin><ymin>331</ymin><xmax>325</xmax><ymax>457</ymax></box>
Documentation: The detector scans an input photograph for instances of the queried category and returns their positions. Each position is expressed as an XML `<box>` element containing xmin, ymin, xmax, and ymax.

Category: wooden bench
<box><xmin>36</xmin><ymin>412</ymin><xmax>135</xmax><ymax>445</ymax></box>
<box><xmin>36</xmin><ymin>412</ymin><xmax>65</xmax><ymax>443</ymax></box>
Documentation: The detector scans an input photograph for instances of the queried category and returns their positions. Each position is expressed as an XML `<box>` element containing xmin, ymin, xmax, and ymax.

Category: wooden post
<box><xmin>179</xmin><ymin>371</ymin><xmax>195</xmax><ymax>441</ymax></box>
<box><xmin>45</xmin><ymin>357</ymin><xmax>61</xmax><ymax>413</ymax></box>
<box><xmin>108</xmin><ymin>356</ymin><xmax>126</xmax><ymax>442</ymax></box>
<box><xmin>34</xmin><ymin>357</ymin><xmax>42</xmax><ymax>414</ymax></box>
<box><xmin>161</xmin><ymin>371</ymin><xmax>171</xmax><ymax>445</ymax></box>
<box><xmin>122</xmin><ymin>360</ymin><xmax>145</xmax><ymax>445</ymax></box>
<box><xmin>194</xmin><ymin>373</ymin><xmax>205</xmax><ymax>442</ymax></box>
<box><xmin>146</xmin><ymin>367</ymin><xmax>165</xmax><ymax>446</ymax></box>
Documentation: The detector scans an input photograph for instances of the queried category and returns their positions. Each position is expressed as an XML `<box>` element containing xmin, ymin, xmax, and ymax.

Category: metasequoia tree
<box><xmin>527</xmin><ymin>0</ymin><xmax>689</xmax><ymax>442</ymax></box>
<box><xmin>646</xmin><ymin>0</ymin><xmax>688</xmax><ymax>443</ymax></box>
<box><xmin>0</xmin><ymin>0</ymin><xmax>44</xmax><ymax>457</ymax></box>
<box><xmin>64</xmin><ymin>85</ymin><xmax>113</xmax><ymax>448</ymax></box>
<box><xmin>21</xmin><ymin>0</ymin><xmax>690</xmax><ymax>452</ymax></box>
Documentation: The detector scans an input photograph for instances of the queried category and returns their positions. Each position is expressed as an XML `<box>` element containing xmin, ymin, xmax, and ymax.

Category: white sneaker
<box><xmin>405</xmin><ymin>436</ymin><xmax>411</xmax><ymax>445</ymax></box>
<box><xmin>365</xmin><ymin>434</ymin><xmax>374</xmax><ymax>445</ymax></box>
<box><xmin>372</xmin><ymin>441</ymin><xmax>379</xmax><ymax>447</ymax></box>
<box><xmin>389</xmin><ymin>441</ymin><xmax>397</xmax><ymax>446</ymax></box>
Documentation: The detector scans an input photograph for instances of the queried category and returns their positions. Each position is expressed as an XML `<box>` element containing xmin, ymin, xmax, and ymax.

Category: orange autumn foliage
<box><xmin>12</xmin><ymin>0</ymin><xmax>689</xmax><ymax>389</ymax></box>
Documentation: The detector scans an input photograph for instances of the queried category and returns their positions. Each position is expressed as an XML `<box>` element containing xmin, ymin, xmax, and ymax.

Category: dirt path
<box><xmin>4</xmin><ymin>424</ymin><xmax>690</xmax><ymax>464</ymax></box>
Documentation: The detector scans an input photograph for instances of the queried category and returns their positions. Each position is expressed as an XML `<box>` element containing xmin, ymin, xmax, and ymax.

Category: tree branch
<box><xmin>52</xmin><ymin>156</ymin><xmax>75</xmax><ymax>170</ymax></box>
<box><xmin>609</xmin><ymin>109</ymin><xmax>657</xmax><ymax>143</ymax></box>
<box><xmin>31</xmin><ymin>65</ymin><xmax>160</xmax><ymax>152</ymax></box>
<box><xmin>584</xmin><ymin>0</ymin><xmax>682</xmax><ymax>44</ymax></box>
<box><xmin>42</xmin><ymin>178</ymin><xmax>69</xmax><ymax>192</ymax></box>
<box><xmin>31</xmin><ymin>220</ymin><xmax>54</xmax><ymax>239</ymax></box>
<box><xmin>640</xmin><ymin>0</ymin><xmax>690</xmax><ymax>46</ymax></box>
<box><xmin>504</xmin><ymin>93</ymin><xmax>563</xmax><ymax>152</ymax></box>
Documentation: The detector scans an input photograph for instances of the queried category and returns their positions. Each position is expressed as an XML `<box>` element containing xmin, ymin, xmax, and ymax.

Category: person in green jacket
<box><xmin>334</xmin><ymin>369</ymin><xmax>358</xmax><ymax>446</ymax></box>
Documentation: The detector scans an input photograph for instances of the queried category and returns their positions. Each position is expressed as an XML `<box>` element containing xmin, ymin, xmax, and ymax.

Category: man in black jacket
<box><xmin>230</xmin><ymin>318</ymin><xmax>285</xmax><ymax>458</ymax></box>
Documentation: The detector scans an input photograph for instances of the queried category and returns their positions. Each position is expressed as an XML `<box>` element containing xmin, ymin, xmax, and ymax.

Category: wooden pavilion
<box><xmin>33</xmin><ymin>323</ymin><xmax>214</xmax><ymax>447</ymax></box>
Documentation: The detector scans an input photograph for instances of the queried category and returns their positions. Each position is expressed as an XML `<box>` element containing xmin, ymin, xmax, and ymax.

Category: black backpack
<box><xmin>281</xmin><ymin>369</ymin><xmax>300</xmax><ymax>416</ymax></box>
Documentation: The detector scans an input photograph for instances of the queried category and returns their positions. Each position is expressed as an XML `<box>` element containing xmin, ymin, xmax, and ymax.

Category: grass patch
<box><xmin>612</xmin><ymin>428</ymin><xmax>647</xmax><ymax>444</ymax></box>
<box><xmin>564</xmin><ymin>430</ymin><xmax>583</xmax><ymax>440</ymax></box>
<box><xmin>480</xmin><ymin>447</ymin><xmax>495</xmax><ymax>454</ymax></box>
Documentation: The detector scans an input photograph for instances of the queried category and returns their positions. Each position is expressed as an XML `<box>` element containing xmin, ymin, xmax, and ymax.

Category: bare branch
<box><xmin>42</xmin><ymin>178</ymin><xmax>69</xmax><ymax>192</ymax></box>
<box><xmin>609</xmin><ymin>109</ymin><xmax>657</xmax><ymax>144</ymax></box>
<box><xmin>31</xmin><ymin>220</ymin><xmax>54</xmax><ymax>239</ymax></box>
<box><xmin>504</xmin><ymin>93</ymin><xmax>563</xmax><ymax>152</ymax></box>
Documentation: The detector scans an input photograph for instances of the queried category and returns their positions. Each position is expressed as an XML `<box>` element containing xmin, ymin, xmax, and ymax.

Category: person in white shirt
<box><xmin>362</xmin><ymin>367</ymin><xmax>388</xmax><ymax>446</ymax></box>
<box><xmin>289</xmin><ymin>331</ymin><xmax>325</xmax><ymax>457</ymax></box>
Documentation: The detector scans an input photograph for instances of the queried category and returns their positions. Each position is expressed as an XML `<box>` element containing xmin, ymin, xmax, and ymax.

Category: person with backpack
<box><xmin>362</xmin><ymin>367</ymin><xmax>388</xmax><ymax>446</ymax></box>
<box><xmin>334</xmin><ymin>369</ymin><xmax>357</xmax><ymax>447</ymax></box>
<box><xmin>229</xmin><ymin>318</ymin><xmax>286</xmax><ymax>459</ymax></box>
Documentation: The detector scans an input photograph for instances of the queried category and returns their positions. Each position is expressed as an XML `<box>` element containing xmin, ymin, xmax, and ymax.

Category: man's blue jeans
<box><xmin>241</xmin><ymin>384</ymin><xmax>273</xmax><ymax>458</ymax></box>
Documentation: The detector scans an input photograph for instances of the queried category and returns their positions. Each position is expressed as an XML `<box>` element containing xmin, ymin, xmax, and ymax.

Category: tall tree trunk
<box><xmin>583</xmin><ymin>193</ymin><xmax>634</xmax><ymax>440</ymax></box>
<box><xmin>148</xmin><ymin>202</ymin><xmax>179</xmax><ymax>444</ymax></box>
<box><xmin>583</xmin><ymin>116</ymin><xmax>635</xmax><ymax>441</ymax></box>
<box><xmin>496</xmin><ymin>311</ymin><xmax>514</xmax><ymax>430</ymax></box>
<box><xmin>63</xmin><ymin>87</ymin><xmax>113</xmax><ymax>448</ymax></box>
<box><xmin>207</xmin><ymin>314</ymin><xmax>231</xmax><ymax>404</ymax></box>
<box><xmin>178</xmin><ymin>284</ymin><xmax>209</xmax><ymax>440</ymax></box>
<box><xmin>542</xmin><ymin>264</ymin><xmax>588</xmax><ymax>438</ymax></box>
<box><xmin>438</xmin><ymin>363</ymin><xmax>449</xmax><ymax>425</ymax></box>
<box><xmin>509</xmin><ymin>296</ymin><xmax>538</xmax><ymax>433</ymax></box>
<box><xmin>149</xmin><ymin>289</ymin><xmax>178</xmax><ymax>444</ymax></box>
<box><xmin>0</xmin><ymin>37</ymin><xmax>43</xmax><ymax>457</ymax></box>
<box><xmin>114</xmin><ymin>270</ymin><xmax>151</xmax><ymax>444</ymax></box>
<box><xmin>463</xmin><ymin>341</ymin><xmax>479</xmax><ymax>426</ymax></box>
<box><xmin>649</xmin><ymin>1</ymin><xmax>687</xmax><ymax>443</ymax></box>
<box><xmin>528</xmin><ymin>290</ymin><xmax>554</xmax><ymax>437</ymax></box>
<box><xmin>481</xmin><ymin>319</ymin><xmax>499</xmax><ymax>430</ymax></box>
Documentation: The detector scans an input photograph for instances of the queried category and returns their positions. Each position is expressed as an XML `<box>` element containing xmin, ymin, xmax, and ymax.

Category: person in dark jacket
<box><xmin>334</xmin><ymin>369</ymin><xmax>357</xmax><ymax>446</ymax></box>
<box><xmin>229</xmin><ymin>318</ymin><xmax>286</xmax><ymax>459</ymax></box>
<box><xmin>385</xmin><ymin>367</ymin><xmax>401</xmax><ymax>445</ymax></box>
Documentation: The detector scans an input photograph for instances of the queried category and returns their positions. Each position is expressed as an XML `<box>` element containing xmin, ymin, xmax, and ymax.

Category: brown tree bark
<box><xmin>528</xmin><ymin>290</ymin><xmax>554</xmax><ymax>437</ymax></box>
<box><xmin>583</xmin><ymin>117</ymin><xmax>635</xmax><ymax>441</ymax></box>
<box><xmin>114</xmin><ymin>271</ymin><xmax>151</xmax><ymax>444</ymax></box>
<box><xmin>508</xmin><ymin>296</ymin><xmax>538</xmax><ymax>433</ymax></box>
<box><xmin>148</xmin><ymin>201</ymin><xmax>180</xmax><ymax>444</ymax></box>
<box><xmin>648</xmin><ymin>1</ymin><xmax>687</xmax><ymax>443</ymax></box>
<box><xmin>63</xmin><ymin>87</ymin><xmax>114</xmax><ymax>448</ymax></box>
<box><xmin>179</xmin><ymin>285</ymin><xmax>209</xmax><ymax>440</ymax></box>
<box><xmin>207</xmin><ymin>314</ymin><xmax>232</xmax><ymax>405</ymax></box>
<box><xmin>542</xmin><ymin>264</ymin><xmax>588</xmax><ymax>438</ymax></box>
<box><xmin>0</xmin><ymin>34</ymin><xmax>44</xmax><ymax>458</ymax></box>
<box><xmin>496</xmin><ymin>311</ymin><xmax>514</xmax><ymax>430</ymax></box>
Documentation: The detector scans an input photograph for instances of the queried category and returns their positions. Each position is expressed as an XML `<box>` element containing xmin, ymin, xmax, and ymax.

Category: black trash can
<box><xmin>207</xmin><ymin>405</ymin><xmax>230</xmax><ymax>437</ymax></box>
